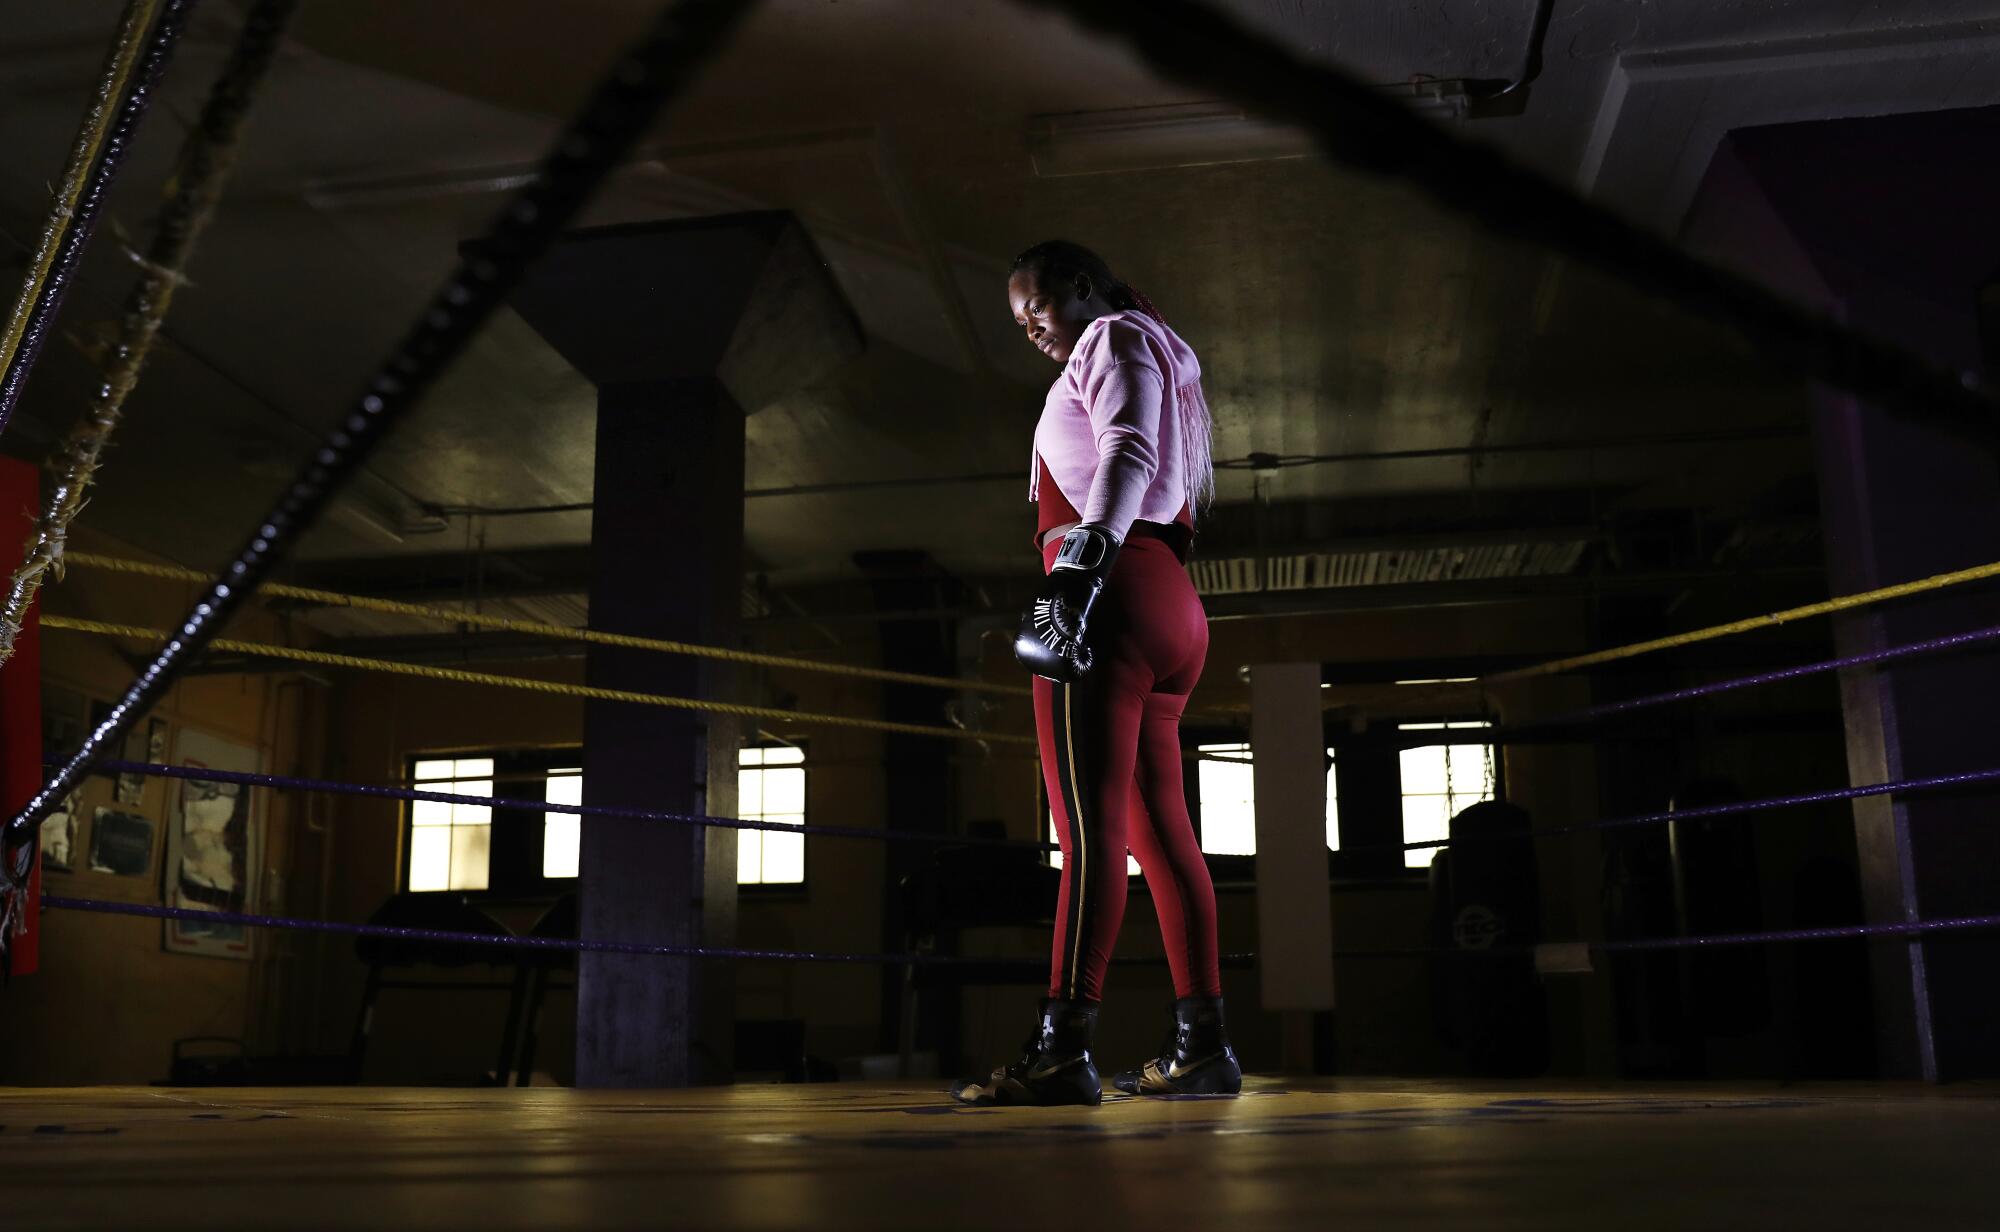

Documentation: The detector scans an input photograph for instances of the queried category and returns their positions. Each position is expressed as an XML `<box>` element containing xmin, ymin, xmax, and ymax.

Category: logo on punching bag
<box><xmin>1453</xmin><ymin>904</ymin><xmax>1506</xmax><ymax>949</ymax></box>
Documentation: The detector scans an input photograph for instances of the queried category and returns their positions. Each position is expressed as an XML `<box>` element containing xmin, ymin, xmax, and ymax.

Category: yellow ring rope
<box><xmin>1481</xmin><ymin>557</ymin><xmax>2000</xmax><ymax>685</ymax></box>
<box><xmin>68</xmin><ymin>551</ymin><xmax>2000</xmax><ymax>702</ymax></box>
<box><xmin>62</xmin><ymin>551</ymin><xmax>1030</xmax><ymax>698</ymax></box>
<box><xmin>40</xmin><ymin>614</ymin><xmax>1035</xmax><ymax>746</ymax></box>
<box><xmin>1</xmin><ymin>5</ymin><xmax>297</xmax><ymax>668</ymax></box>
<box><xmin>0</xmin><ymin>0</ymin><xmax>163</xmax><ymax>387</ymax></box>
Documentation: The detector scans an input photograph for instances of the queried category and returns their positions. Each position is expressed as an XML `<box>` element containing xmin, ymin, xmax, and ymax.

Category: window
<box><xmin>1046</xmin><ymin>812</ymin><xmax>1143</xmax><ymax>875</ymax></box>
<box><xmin>1196</xmin><ymin>743</ymin><xmax>1256</xmax><ymax>856</ymax></box>
<box><xmin>1196</xmin><ymin>743</ymin><xmax>1342</xmax><ymax>857</ymax></box>
<box><xmin>1325</xmin><ymin>748</ymin><xmax>1340</xmax><ymax>851</ymax></box>
<box><xmin>403</xmin><ymin>751</ymin><xmax>580</xmax><ymax>895</ymax></box>
<box><xmin>738</xmin><ymin>745</ymin><xmax>806</xmax><ymax>886</ymax></box>
<box><xmin>1396</xmin><ymin>721</ymin><xmax>1496</xmax><ymax>870</ymax></box>
<box><xmin>543</xmin><ymin>767</ymin><xmax>582</xmax><ymax>879</ymax></box>
<box><xmin>408</xmin><ymin>758</ymin><xmax>494</xmax><ymax>892</ymax></box>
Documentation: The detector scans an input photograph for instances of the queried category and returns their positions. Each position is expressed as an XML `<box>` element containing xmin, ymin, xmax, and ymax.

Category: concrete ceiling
<box><xmin>4</xmin><ymin>0</ymin><xmax>1999</xmax><ymax>630</ymax></box>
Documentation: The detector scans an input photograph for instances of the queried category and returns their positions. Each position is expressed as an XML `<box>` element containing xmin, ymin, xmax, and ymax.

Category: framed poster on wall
<box><xmin>38</xmin><ymin>791</ymin><xmax>81</xmax><ymax>872</ymax></box>
<box><xmin>113</xmin><ymin>717</ymin><xmax>167</xmax><ymax>806</ymax></box>
<box><xmin>163</xmin><ymin>728</ymin><xmax>262</xmax><ymax>960</ymax></box>
<box><xmin>89</xmin><ymin>808</ymin><xmax>154</xmax><ymax>877</ymax></box>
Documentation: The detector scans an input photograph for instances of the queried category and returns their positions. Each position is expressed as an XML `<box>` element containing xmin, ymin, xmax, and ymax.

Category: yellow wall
<box><xmin>0</xmin><ymin>528</ymin><xmax>327</xmax><ymax>1085</ymax></box>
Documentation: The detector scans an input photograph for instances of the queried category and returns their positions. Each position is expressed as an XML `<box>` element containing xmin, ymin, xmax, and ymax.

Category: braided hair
<box><xmin>1012</xmin><ymin>240</ymin><xmax>1153</xmax><ymax>318</ymax></box>
<box><xmin>1010</xmin><ymin>240</ymin><xmax>1214</xmax><ymax>512</ymax></box>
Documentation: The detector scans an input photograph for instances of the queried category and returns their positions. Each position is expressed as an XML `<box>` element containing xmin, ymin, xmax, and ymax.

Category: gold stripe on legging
<box><xmin>1062</xmin><ymin>681</ymin><xmax>1087</xmax><ymax>1001</ymax></box>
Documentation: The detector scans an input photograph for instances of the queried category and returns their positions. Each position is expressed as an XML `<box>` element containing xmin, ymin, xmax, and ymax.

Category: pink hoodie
<box><xmin>1028</xmin><ymin>309</ymin><xmax>1213</xmax><ymax>541</ymax></box>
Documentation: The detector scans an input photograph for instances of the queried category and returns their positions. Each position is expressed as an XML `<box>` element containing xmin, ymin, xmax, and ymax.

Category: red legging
<box><xmin>1035</xmin><ymin>534</ymin><xmax>1220</xmax><ymax>1004</ymax></box>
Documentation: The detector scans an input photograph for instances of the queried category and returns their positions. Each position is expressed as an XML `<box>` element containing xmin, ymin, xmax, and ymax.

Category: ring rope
<box><xmin>84</xmin><ymin>758</ymin><xmax>1057</xmax><ymax>851</ymax></box>
<box><xmin>1344</xmin><ymin>763</ymin><xmax>2000</xmax><ymax>858</ymax></box>
<box><xmin>87</xmin><ymin>756</ymin><xmax>2000</xmax><ymax>866</ymax></box>
<box><xmin>37</xmin><ymin>615</ymin><xmax>1033</xmax><ymax>746</ymax></box>
<box><xmin>1519</xmin><ymin>620</ymin><xmax>2000</xmax><ymax>732</ymax></box>
<box><xmin>4</xmin><ymin>0</ymin><xmax>767</xmax><ymax>857</ymax></box>
<box><xmin>1313</xmin><ymin>910</ymin><xmax>2000</xmax><ymax>962</ymax></box>
<box><xmin>40</xmin><ymin>893</ymin><xmax>2000</xmax><ymax>964</ymax></box>
<box><xmin>59</xmin><ymin>546</ymin><xmax>2000</xmax><ymax>706</ymax></box>
<box><xmin>1480</xmin><ymin>558</ymin><xmax>2000</xmax><ymax>686</ymax></box>
<box><xmin>0</xmin><ymin>0</ymin><xmax>301</xmax><ymax>666</ymax></box>
<box><xmin>0</xmin><ymin>0</ymin><xmax>183</xmax><ymax>443</ymax></box>
<box><xmin>1595</xmin><ymin>913</ymin><xmax>2000</xmax><ymax>952</ymax></box>
<box><xmin>1029</xmin><ymin>0</ymin><xmax>1999</xmax><ymax>435</ymax></box>
<box><xmin>1369</xmin><ymin>619</ymin><xmax>2000</xmax><ymax>749</ymax></box>
<box><xmin>58</xmin><ymin>550</ymin><xmax>1030</xmax><ymax>698</ymax></box>
<box><xmin>39</xmin><ymin>896</ymin><xmax>1254</xmax><ymax>969</ymax></box>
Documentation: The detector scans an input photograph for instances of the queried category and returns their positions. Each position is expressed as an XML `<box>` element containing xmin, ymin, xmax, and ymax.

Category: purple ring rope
<box><xmin>1342</xmin><ymin>763</ymin><xmax>2000</xmax><ymax>856</ymax></box>
<box><xmin>79</xmin><ymin>759</ymin><xmax>1057</xmax><ymax>853</ymax></box>
<box><xmin>43</xmin><ymin>895</ymin><xmax>962</xmax><ymax>965</ymax></box>
<box><xmin>76</xmin><ymin>758</ymin><xmax>2000</xmax><ymax>860</ymax></box>
<box><xmin>39</xmin><ymin>895</ymin><xmax>1249</xmax><ymax>968</ymax></box>
<box><xmin>1525</xmin><ymin>622</ymin><xmax>2000</xmax><ymax>730</ymax></box>
<box><xmin>1597</xmin><ymin>911</ymin><xmax>2000</xmax><ymax>952</ymax></box>
<box><xmin>1320</xmin><ymin>911</ymin><xmax>2000</xmax><ymax>961</ymax></box>
<box><xmin>43</xmin><ymin>894</ymin><xmax>2000</xmax><ymax>964</ymax></box>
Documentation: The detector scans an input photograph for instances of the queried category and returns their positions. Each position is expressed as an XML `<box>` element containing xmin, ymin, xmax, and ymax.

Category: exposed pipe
<box><xmin>410</xmin><ymin>425</ymin><xmax>1806</xmax><ymax>517</ymax></box>
<box><xmin>1462</xmin><ymin>0</ymin><xmax>1557</xmax><ymax>102</ymax></box>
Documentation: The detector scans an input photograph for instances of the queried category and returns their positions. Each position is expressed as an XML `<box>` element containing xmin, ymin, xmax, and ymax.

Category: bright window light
<box><xmin>1325</xmin><ymin>749</ymin><xmax>1340</xmax><ymax>852</ymax></box>
<box><xmin>543</xmin><ymin>768</ymin><xmax>582</xmax><ymax>879</ymax></box>
<box><xmin>409</xmin><ymin>758</ymin><xmax>493</xmax><ymax>891</ymax></box>
<box><xmin>1196</xmin><ymin>743</ymin><xmax>1257</xmax><ymax>856</ymax></box>
<box><xmin>1046</xmin><ymin>810</ymin><xmax>1143</xmax><ymax>875</ymax></box>
<box><xmin>1187</xmin><ymin>744</ymin><xmax>1342</xmax><ymax>859</ymax></box>
<box><xmin>1397</xmin><ymin>721</ymin><xmax>1496</xmax><ymax>870</ymax></box>
<box><xmin>739</xmin><ymin>745</ymin><xmax>805</xmax><ymax>886</ymax></box>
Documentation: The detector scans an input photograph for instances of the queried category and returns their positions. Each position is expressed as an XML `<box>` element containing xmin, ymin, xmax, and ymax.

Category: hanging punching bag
<box><xmin>1428</xmin><ymin>799</ymin><xmax>1548</xmax><ymax>1075</ymax></box>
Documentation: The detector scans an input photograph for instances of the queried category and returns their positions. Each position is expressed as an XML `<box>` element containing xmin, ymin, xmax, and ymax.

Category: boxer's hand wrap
<box><xmin>1015</xmin><ymin>523</ymin><xmax>1122</xmax><ymax>682</ymax></box>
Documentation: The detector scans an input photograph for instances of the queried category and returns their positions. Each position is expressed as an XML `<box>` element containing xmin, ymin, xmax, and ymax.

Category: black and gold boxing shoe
<box><xmin>949</xmin><ymin>998</ymin><xmax>1103</xmax><ymax>1107</ymax></box>
<box><xmin>1112</xmin><ymin>996</ymin><xmax>1242</xmax><ymax>1097</ymax></box>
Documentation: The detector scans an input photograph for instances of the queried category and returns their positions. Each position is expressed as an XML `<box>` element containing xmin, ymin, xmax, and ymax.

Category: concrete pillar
<box><xmin>1686</xmin><ymin>110</ymin><xmax>2000</xmax><ymax>1080</ymax></box>
<box><xmin>503</xmin><ymin>213</ymin><xmax>861</xmax><ymax>1086</ymax></box>
<box><xmin>1249</xmin><ymin>663</ymin><xmax>1335</xmax><ymax>1071</ymax></box>
<box><xmin>855</xmin><ymin>552</ymin><xmax>962</xmax><ymax>1067</ymax></box>
<box><xmin>577</xmin><ymin>376</ymin><xmax>742</xmax><ymax>1087</ymax></box>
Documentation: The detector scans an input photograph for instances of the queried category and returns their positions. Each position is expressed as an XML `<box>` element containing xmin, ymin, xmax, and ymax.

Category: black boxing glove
<box><xmin>1015</xmin><ymin>523</ymin><xmax>1122</xmax><ymax>682</ymax></box>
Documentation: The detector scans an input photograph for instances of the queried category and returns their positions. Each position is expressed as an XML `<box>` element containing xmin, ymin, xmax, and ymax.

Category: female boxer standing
<box><xmin>952</xmin><ymin>241</ymin><xmax>1241</xmax><ymax>1106</ymax></box>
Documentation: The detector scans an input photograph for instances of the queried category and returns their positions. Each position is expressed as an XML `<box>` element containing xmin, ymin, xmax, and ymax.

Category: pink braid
<box><xmin>1119</xmin><ymin>284</ymin><xmax>1214</xmax><ymax>514</ymax></box>
<box><xmin>1124</xmin><ymin>285</ymin><xmax>1168</xmax><ymax>325</ymax></box>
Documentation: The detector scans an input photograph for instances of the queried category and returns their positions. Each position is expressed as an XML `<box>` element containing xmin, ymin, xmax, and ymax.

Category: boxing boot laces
<box><xmin>949</xmin><ymin>998</ymin><xmax>1103</xmax><ymax>1106</ymax></box>
<box><xmin>1113</xmin><ymin>996</ymin><xmax>1242</xmax><ymax>1096</ymax></box>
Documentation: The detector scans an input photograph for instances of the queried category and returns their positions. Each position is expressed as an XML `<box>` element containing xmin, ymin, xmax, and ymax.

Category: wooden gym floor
<box><xmin>5</xmin><ymin>1078</ymin><xmax>1997</xmax><ymax>1229</ymax></box>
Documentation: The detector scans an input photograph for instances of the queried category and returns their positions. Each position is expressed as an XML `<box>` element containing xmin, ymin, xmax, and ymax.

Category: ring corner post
<box><xmin>1</xmin><ymin>455</ymin><xmax>42</xmax><ymax>978</ymax></box>
<box><xmin>1687</xmin><ymin>115</ymin><xmax>2000</xmax><ymax>1082</ymax></box>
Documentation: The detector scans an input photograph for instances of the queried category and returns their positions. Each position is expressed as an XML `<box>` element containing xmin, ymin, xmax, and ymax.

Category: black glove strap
<box><xmin>1051</xmin><ymin>523</ymin><xmax>1121</xmax><ymax>576</ymax></box>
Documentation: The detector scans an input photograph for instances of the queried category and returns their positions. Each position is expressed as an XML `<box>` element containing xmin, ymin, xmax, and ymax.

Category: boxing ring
<box><xmin>5</xmin><ymin>1</ymin><xmax>2000</xmax><ymax>1228</ymax></box>
<box><xmin>8</xmin><ymin>1079</ymin><xmax>2000</xmax><ymax>1230</ymax></box>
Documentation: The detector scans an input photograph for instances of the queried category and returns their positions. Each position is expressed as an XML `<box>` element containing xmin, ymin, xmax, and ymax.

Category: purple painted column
<box><xmin>1687</xmin><ymin>109</ymin><xmax>2000</xmax><ymax>1080</ymax></box>
<box><xmin>503</xmin><ymin>214</ymin><xmax>860</xmax><ymax>1086</ymax></box>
